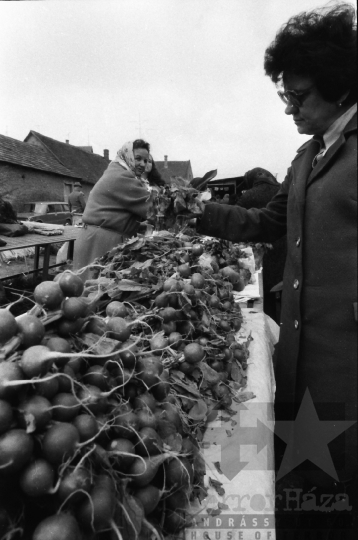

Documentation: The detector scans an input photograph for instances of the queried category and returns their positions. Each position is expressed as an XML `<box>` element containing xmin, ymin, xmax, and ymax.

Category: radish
<box><xmin>51</xmin><ymin>393</ymin><xmax>81</xmax><ymax>422</ymax></box>
<box><xmin>16</xmin><ymin>314</ymin><xmax>45</xmax><ymax>347</ymax></box>
<box><xmin>57</xmin><ymin>467</ymin><xmax>92</xmax><ymax>505</ymax></box>
<box><xmin>57</xmin><ymin>317</ymin><xmax>86</xmax><ymax>338</ymax></box>
<box><xmin>73</xmin><ymin>414</ymin><xmax>99</xmax><ymax>442</ymax></box>
<box><xmin>17</xmin><ymin>395</ymin><xmax>53</xmax><ymax>432</ymax></box>
<box><xmin>20</xmin><ymin>345</ymin><xmax>57</xmax><ymax>378</ymax></box>
<box><xmin>129</xmin><ymin>452</ymin><xmax>172</xmax><ymax>487</ymax></box>
<box><xmin>106</xmin><ymin>316</ymin><xmax>131</xmax><ymax>342</ymax></box>
<box><xmin>0</xmin><ymin>308</ymin><xmax>18</xmax><ymax>345</ymax></box>
<box><xmin>118</xmin><ymin>339</ymin><xmax>138</xmax><ymax>369</ymax></box>
<box><xmin>106</xmin><ymin>301</ymin><xmax>128</xmax><ymax>318</ymax></box>
<box><xmin>0</xmin><ymin>429</ymin><xmax>34</xmax><ymax>475</ymax></box>
<box><xmin>55</xmin><ymin>271</ymin><xmax>84</xmax><ymax>297</ymax></box>
<box><xmin>32</xmin><ymin>513</ymin><xmax>81</xmax><ymax>540</ymax></box>
<box><xmin>61</xmin><ymin>296</ymin><xmax>89</xmax><ymax>320</ymax></box>
<box><xmin>163</xmin><ymin>509</ymin><xmax>188</xmax><ymax>534</ymax></box>
<box><xmin>77</xmin><ymin>474</ymin><xmax>115</xmax><ymax>532</ymax></box>
<box><xmin>46</xmin><ymin>336</ymin><xmax>72</xmax><ymax>355</ymax></box>
<box><xmin>136</xmin><ymin>356</ymin><xmax>163</xmax><ymax>389</ymax></box>
<box><xmin>157</xmin><ymin>402</ymin><xmax>182</xmax><ymax>430</ymax></box>
<box><xmin>36</xmin><ymin>374</ymin><xmax>60</xmax><ymax>400</ymax></box>
<box><xmin>133</xmin><ymin>391</ymin><xmax>157</xmax><ymax>413</ymax></box>
<box><xmin>42</xmin><ymin>422</ymin><xmax>80</xmax><ymax>465</ymax></box>
<box><xmin>136</xmin><ymin>408</ymin><xmax>157</xmax><ymax>430</ymax></box>
<box><xmin>135</xmin><ymin>427</ymin><xmax>163</xmax><ymax>456</ymax></box>
<box><xmin>82</xmin><ymin>365</ymin><xmax>110</xmax><ymax>391</ymax></box>
<box><xmin>134</xmin><ymin>485</ymin><xmax>162</xmax><ymax>515</ymax></box>
<box><xmin>111</xmin><ymin>410</ymin><xmax>139</xmax><ymax>439</ymax></box>
<box><xmin>149</xmin><ymin>333</ymin><xmax>169</xmax><ymax>356</ymax></box>
<box><xmin>151</xmin><ymin>378</ymin><xmax>170</xmax><ymax>401</ymax></box>
<box><xmin>0</xmin><ymin>399</ymin><xmax>13</xmax><ymax>435</ymax></box>
<box><xmin>107</xmin><ymin>438</ymin><xmax>136</xmax><ymax>468</ymax></box>
<box><xmin>0</xmin><ymin>361</ymin><xmax>25</xmax><ymax>400</ymax></box>
<box><xmin>19</xmin><ymin>458</ymin><xmax>55</xmax><ymax>497</ymax></box>
<box><xmin>165</xmin><ymin>489</ymin><xmax>189</xmax><ymax>510</ymax></box>
<box><xmin>77</xmin><ymin>385</ymin><xmax>108</xmax><ymax>415</ymax></box>
<box><xmin>164</xmin><ymin>457</ymin><xmax>194</xmax><ymax>489</ymax></box>
<box><xmin>57</xmin><ymin>365</ymin><xmax>76</xmax><ymax>393</ymax></box>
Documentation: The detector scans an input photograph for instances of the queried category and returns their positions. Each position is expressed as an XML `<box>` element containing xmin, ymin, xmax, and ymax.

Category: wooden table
<box><xmin>0</xmin><ymin>226</ymin><xmax>81</xmax><ymax>281</ymax></box>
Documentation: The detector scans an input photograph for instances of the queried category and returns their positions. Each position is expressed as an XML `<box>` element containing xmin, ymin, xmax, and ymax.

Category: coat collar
<box><xmin>291</xmin><ymin>112</ymin><xmax>357</xmax><ymax>189</ymax></box>
<box><xmin>307</xmin><ymin>111</ymin><xmax>357</xmax><ymax>186</ymax></box>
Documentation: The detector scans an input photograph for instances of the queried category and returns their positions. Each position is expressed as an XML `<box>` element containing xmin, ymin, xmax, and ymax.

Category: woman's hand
<box><xmin>196</xmin><ymin>200</ymin><xmax>206</xmax><ymax>214</ymax></box>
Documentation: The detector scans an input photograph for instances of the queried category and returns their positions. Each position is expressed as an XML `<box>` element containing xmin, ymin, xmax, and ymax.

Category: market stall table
<box><xmin>0</xmin><ymin>226</ymin><xmax>81</xmax><ymax>281</ymax></box>
<box><xmin>186</xmin><ymin>269</ymin><xmax>279</xmax><ymax>540</ymax></box>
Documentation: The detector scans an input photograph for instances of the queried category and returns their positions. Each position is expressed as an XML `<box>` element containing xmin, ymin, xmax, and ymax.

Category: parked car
<box><xmin>17</xmin><ymin>202</ymin><xmax>73</xmax><ymax>226</ymax></box>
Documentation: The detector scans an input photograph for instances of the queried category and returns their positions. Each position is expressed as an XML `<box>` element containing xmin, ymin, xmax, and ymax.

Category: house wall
<box><xmin>0</xmin><ymin>163</ymin><xmax>77</xmax><ymax>212</ymax></box>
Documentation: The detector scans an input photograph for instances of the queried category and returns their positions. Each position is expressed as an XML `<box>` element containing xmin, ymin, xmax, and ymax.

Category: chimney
<box><xmin>65</xmin><ymin>139</ymin><xmax>69</xmax><ymax>144</ymax></box>
<box><xmin>164</xmin><ymin>155</ymin><xmax>168</xmax><ymax>169</ymax></box>
<box><xmin>104</xmin><ymin>149</ymin><xmax>109</xmax><ymax>160</ymax></box>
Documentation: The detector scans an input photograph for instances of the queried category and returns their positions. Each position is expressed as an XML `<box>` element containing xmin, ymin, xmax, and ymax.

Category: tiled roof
<box><xmin>0</xmin><ymin>134</ymin><xmax>80</xmax><ymax>178</ymax></box>
<box><xmin>24</xmin><ymin>131</ymin><xmax>110</xmax><ymax>185</ymax></box>
<box><xmin>155</xmin><ymin>160</ymin><xmax>193</xmax><ymax>184</ymax></box>
<box><xmin>76</xmin><ymin>146</ymin><xmax>93</xmax><ymax>153</ymax></box>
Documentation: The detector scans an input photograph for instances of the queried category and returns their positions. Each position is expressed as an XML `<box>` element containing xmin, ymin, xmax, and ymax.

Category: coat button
<box><xmin>294</xmin><ymin>320</ymin><xmax>299</xmax><ymax>329</ymax></box>
<box><xmin>293</xmin><ymin>279</ymin><xmax>299</xmax><ymax>289</ymax></box>
<box><xmin>296</xmin><ymin>237</ymin><xmax>301</xmax><ymax>247</ymax></box>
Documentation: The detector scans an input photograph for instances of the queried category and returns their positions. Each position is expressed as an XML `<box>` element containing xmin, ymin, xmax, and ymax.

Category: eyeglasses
<box><xmin>277</xmin><ymin>86</ymin><xmax>314</xmax><ymax>108</ymax></box>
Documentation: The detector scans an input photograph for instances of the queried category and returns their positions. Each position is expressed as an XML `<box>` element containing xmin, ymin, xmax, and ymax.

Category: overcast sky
<box><xmin>0</xmin><ymin>0</ymin><xmax>355</xmax><ymax>182</ymax></box>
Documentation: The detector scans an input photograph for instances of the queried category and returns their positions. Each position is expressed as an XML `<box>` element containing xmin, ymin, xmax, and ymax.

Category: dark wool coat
<box><xmin>198</xmin><ymin>114</ymin><xmax>357</xmax><ymax>483</ymax></box>
<box><xmin>236</xmin><ymin>174</ymin><xmax>287</xmax><ymax>300</ymax></box>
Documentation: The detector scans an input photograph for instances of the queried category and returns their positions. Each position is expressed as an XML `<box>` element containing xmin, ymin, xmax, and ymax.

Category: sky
<box><xmin>0</xmin><ymin>0</ymin><xmax>355</xmax><ymax>182</ymax></box>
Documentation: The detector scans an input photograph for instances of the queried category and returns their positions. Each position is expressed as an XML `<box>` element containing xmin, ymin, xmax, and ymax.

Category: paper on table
<box><xmin>185</xmin><ymin>310</ymin><xmax>279</xmax><ymax>540</ymax></box>
<box><xmin>234</xmin><ymin>269</ymin><xmax>262</xmax><ymax>303</ymax></box>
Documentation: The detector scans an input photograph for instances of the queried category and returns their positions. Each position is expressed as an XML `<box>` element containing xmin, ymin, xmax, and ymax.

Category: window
<box><xmin>23</xmin><ymin>204</ymin><xmax>35</xmax><ymax>212</ymax></box>
<box><xmin>34</xmin><ymin>203</ymin><xmax>48</xmax><ymax>214</ymax></box>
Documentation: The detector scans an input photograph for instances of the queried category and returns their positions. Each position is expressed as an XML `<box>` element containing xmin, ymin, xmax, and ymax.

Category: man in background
<box><xmin>68</xmin><ymin>182</ymin><xmax>86</xmax><ymax>214</ymax></box>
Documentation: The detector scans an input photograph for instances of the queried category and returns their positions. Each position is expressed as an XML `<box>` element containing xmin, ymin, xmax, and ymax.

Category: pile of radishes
<box><xmin>0</xmin><ymin>236</ymin><xmax>251</xmax><ymax>540</ymax></box>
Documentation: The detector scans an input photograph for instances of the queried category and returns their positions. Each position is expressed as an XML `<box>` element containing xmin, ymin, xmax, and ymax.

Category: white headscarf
<box><xmin>111</xmin><ymin>141</ymin><xmax>152</xmax><ymax>192</ymax></box>
<box><xmin>111</xmin><ymin>141</ymin><xmax>137</xmax><ymax>174</ymax></box>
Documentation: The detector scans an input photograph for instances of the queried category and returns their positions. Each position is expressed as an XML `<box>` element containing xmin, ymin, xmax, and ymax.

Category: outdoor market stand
<box><xmin>0</xmin><ymin>232</ymin><xmax>279</xmax><ymax>540</ymax></box>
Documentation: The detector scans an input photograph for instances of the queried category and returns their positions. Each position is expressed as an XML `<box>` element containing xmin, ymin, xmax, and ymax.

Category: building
<box><xmin>24</xmin><ymin>131</ymin><xmax>110</xmax><ymax>201</ymax></box>
<box><xmin>0</xmin><ymin>134</ymin><xmax>81</xmax><ymax>212</ymax></box>
<box><xmin>155</xmin><ymin>155</ymin><xmax>193</xmax><ymax>185</ymax></box>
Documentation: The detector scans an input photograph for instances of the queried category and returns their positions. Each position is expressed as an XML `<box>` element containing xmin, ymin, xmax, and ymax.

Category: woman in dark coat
<box><xmin>196</xmin><ymin>2</ymin><xmax>357</xmax><ymax>512</ymax></box>
<box><xmin>73</xmin><ymin>139</ymin><xmax>154</xmax><ymax>281</ymax></box>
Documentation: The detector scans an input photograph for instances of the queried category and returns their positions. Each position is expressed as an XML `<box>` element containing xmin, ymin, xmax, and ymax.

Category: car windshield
<box><xmin>33</xmin><ymin>203</ymin><xmax>48</xmax><ymax>215</ymax></box>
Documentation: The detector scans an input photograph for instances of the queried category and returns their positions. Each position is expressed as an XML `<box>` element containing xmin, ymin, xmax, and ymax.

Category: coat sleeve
<box><xmin>197</xmin><ymin>171</ymin><xmax>291</xmax><ymax>243</ymax></box>
<box><xmin>114</xmin><ymin>175</ymin><xmax>152</xmax><ymax>219</ymax></box>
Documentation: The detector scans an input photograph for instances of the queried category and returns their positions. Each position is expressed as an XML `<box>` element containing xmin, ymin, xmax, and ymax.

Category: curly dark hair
<box><xmin>133</xmin><ymin>139</ymin><xmax>150</xmax><ymax>152</ymax></box>
<box><xmin>264</xmin><ymin>3</ymin><xmax>357</xmax><ymax>104</ymax></box>
<box><xmin>148</xmin><ymin>158</ymin><xmax>165</xmax><ymax>187</ymax></box>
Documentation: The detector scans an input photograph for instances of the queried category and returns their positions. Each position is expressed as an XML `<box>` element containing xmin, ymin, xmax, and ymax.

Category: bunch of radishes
<box><xmin>0</xmin><ymin>235</ymin><xmax>251</xmax><ymax>540</ymax></box>
<box><xmin>0</xmin><ymin>278</ymin><xmax>203</xmax><ymax>539</ymax></box>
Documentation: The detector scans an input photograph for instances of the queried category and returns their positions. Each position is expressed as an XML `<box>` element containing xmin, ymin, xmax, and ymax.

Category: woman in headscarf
<box><xmin>73</xmin><ymin>139</ymin><xmax>154</xmax><ymax>281</ymax></box>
